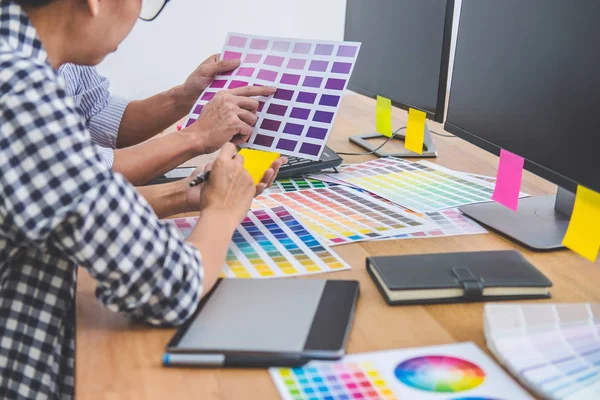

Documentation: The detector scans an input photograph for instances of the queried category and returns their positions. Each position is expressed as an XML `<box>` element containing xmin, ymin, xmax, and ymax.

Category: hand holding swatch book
<box><xmin>183</xmin><ymin>32</ymin><xmax>361</xmax><ymax>160</ymax></box>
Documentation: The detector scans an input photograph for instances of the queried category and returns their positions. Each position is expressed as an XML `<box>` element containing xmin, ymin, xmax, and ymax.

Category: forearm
<box><xmin>136</xmin><ymin>180</ymin><xmax>190</xmax><ymax>219</ymax></box>
<box><xmin>112</xmin><ymin>129</ymin><xmax>199</xmax><ymax>186</ymax></box>
<box><xmin>187</xmin><ymin>210</ymin><xmax>239</xmax><ymax>296</ymax></box>
<box><xmin>117</xmin><ymin>85</ymin><xmax>195</xmax><ymax>148</ymax></box>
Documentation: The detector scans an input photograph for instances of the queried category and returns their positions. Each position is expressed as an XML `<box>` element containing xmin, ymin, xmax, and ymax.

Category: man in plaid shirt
<box><xmin>0</xmin><ymin>0</ymin><xmax>281</xmax><ymax>398</ymax></box>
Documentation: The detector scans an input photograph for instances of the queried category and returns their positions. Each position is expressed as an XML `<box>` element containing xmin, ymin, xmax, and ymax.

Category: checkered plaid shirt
<box><xmin>0</xmin><ymin>3</ymin><xmax>204</xmax><ymax>399</ymax></box>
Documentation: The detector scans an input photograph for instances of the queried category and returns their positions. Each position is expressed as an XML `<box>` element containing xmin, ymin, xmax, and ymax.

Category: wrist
<box><xmin>201</xmin><ymin>207</ymin><xmax>241</xmax><ymax>231</ymax></box>
<box><xmin>170</xmin><ymin>84</ymin><xmax>197</xmax><ymax>118</ymax></box>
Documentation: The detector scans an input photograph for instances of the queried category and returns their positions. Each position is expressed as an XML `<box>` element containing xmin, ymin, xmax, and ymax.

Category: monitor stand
<box><xmin>348</xmin><ymin>123</ymin><xmax>438</xmax><ymax>158</ymax></box>
<box><xmin>459</xmin><ymin>187</ymin><xmax>575</xmax><ymax>250</ymax></box>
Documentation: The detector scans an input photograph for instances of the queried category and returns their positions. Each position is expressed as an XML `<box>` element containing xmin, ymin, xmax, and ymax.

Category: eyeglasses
<box><xmin>139</xmin><ymin>0</ymin><xmax>170</xmax><ymax>21</ymax></box>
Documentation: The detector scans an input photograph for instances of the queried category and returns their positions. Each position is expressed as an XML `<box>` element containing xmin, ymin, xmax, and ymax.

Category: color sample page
<box><xmin>325</xmin><ymin>158</ymin><xmax>528</xmax><ymax>213</ymax></box>
<box><xmin>263</xmin><ymin>177</ymin><xmax>339</xmax><ymax>195</ymax></box>
<box><xmin>165</xmin><ymin>206</ymin><xmax>349</xmax><ymax>278</ymax></box>
<box><xmin>270</xmin><ymin>342</ymin><xmax>533</xmax><ymax>400</ymax></box>
<box><xmin>252</xmin><ymin>185</ymin><xmax>435</xmax><ymax>246</ymax></box>
<box><xmin>183</xmin><ymin>32</ymin><xmax>361</xmax><ymax>160</ymax></box>
<box><xmin>485</xmin><ymin>303</ymin><xmax>600</xmax><ymax>400</ymax></box>
<box><xmin>376</xmin><ymin>208</ymin><xmax>488</xmax><ymax>241</ymax></box>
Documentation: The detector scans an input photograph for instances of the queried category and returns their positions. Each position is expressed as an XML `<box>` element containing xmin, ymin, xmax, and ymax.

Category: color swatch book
<box><xmin>183</xmin><ymin>32</ymin><xmax>361</xmax><ymax>160</ymax></box>
<box><xmin>252</xmin><ymin>185</ymin><xmax>435</xmax><ymax>246</ymax></box>
<box><xmin>166</xmin><ymin>206</ymin><xmax>349</xmax><ymax>278</ymax></box>
<box><xmin>263</xmin><ymin>177</ymin><xmax>339</xmax><ymax>195</ymax></box>
<box><xmin>485</xmin><ymin>303</ymin><xmax>600</xmax><ymax>400</ymax></box>
<box><xmin>270</xmin><ymin>342</ymin><xmax>533</xmax><ymax>400</ymax></box>
<box><xmin>322</xmin><ymin>157</ymin><xmax>528</xmax><ymax>213</ymax></box>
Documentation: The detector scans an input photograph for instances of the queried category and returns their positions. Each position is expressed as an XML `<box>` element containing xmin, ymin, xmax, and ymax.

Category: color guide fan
<box><xmin>270</xmin><ymin>342</ymin><xmax>533</xmax><ymax>399</ymax></box>
<box><xmin>252</xmin><ymin>185</ymin><xmax>434</xmax><ymax>246</ymax></box>
<box><xmin>183</xmin><ymin>32</ymin><xmax>361</xmax><ymax>160</ymax></box>
<box><xmin>165</xmin><ymin>206</ymin><xmax>349</xmax><ymax>278</ymax></box>
<box><xmin>485</xmin><ymin>303</ymin><xmax>600</xmax><ymax>400</ymax></box>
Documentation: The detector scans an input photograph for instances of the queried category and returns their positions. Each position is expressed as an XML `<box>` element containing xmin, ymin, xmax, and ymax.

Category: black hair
<box><xmin>5</xmin><ymin>0</ymin><xmax>56</xmax><ymax>6</ymax></box>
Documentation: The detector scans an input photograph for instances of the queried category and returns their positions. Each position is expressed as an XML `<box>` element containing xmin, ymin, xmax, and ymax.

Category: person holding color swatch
<box><xmin>0</xmin><ymin>0</ymin><xmax>280</xmax><ymax>398</ymax></box>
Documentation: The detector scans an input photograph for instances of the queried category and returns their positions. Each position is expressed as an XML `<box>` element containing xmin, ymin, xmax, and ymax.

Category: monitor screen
<box><xmin>344</xmin><ymin>0</ymin><xmax>454</xmax><ymax>122</ymax></box>
<box><xmin>445</xmin><ymin>0</ymin><xmax>600</xmax><ymax>193</ymax></box>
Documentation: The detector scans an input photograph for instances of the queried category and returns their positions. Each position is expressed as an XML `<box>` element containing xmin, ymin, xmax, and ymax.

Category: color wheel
<box><xmin>394</xmin><ymin>355</ymin><xmax>485</xmax><ymax>392</ymax></box>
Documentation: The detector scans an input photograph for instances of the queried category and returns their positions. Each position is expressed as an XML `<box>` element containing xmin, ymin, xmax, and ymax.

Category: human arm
<box><xmin>116</xmin><ymin>54</ymin><xmax>241</xmax><ymax>148</ymax></box>
<box><xmin>0</xmin><ymin>70</ymin><xmax>237</xmax><ymax>325</ymax></box>
<box><xmin>137</xmin><ymin>153</ymin><xmax>286</xmax><ymax>219</ymax></box>
<box><xmin>112</xmin><ymin>85</ymin><xmax>277</xmax><ymax>185</ymax></box>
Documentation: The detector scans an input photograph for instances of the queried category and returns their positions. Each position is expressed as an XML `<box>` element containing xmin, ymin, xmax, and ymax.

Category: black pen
<box><xmin>189</xmin><ymin>171</ymin><xmax>211</xmax><ymax>187</ymax></box>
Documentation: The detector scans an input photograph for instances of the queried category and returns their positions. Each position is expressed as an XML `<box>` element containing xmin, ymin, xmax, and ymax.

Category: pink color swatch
<box><xmin>492</xmin><ymin>149</ymin><xmax>525</xmax><ymax>211</ymax></box>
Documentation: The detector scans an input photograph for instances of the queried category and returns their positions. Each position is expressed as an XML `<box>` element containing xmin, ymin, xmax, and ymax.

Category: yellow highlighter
<box><xmin>238</xmin><ymin>148</ymin><xmax>280</xmax><ymax>185</ymax></box>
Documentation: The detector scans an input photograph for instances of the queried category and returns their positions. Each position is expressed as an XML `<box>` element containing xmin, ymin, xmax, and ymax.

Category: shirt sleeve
<box><xmin>0</xmin><ymin>64</ymin><xmax>203</xmax><ymax>327</ymax></box>
<box><xmin>59</xmin><ymin>64</ymin><xmax>129</xmax><ymax>149</ymax></box>
<box><xmin>96</xmin><ymin>146</ymin><xmax>115</xmax><ymax>168</ymax></box>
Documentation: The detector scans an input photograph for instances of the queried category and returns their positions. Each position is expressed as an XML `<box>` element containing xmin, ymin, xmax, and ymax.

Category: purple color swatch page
<box><xmin>183</xmin><ymin>32</ymin><xmax>361</xmax><ymax>160</ymax></box>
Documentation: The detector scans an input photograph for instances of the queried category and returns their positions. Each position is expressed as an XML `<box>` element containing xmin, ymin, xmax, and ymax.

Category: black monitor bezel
<box><xmin>343</xmin><ymin>0</ymin><xmax>455</xmax><ymax>123</ymax></box>
<box><xmin>443</xmin><ymin>0</ymin><xmax>578</xmax><ymax>193</ymax></box>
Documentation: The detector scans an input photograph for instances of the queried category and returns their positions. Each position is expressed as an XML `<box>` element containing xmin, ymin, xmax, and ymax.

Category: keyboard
<box><xmin>276</xmin><ymin>146</ymin><xmax>343</xmax><ymax>179</ymax></box>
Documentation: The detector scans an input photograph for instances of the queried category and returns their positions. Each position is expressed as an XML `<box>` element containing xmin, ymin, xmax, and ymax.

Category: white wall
<box><xmin>98</xmin><ymin>0</ymin><xmax>347</xmax><ymax>99</ymax></box>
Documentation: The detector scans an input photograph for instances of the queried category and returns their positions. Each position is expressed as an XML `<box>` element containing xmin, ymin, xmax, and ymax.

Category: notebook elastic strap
<box><xmin>452</xmin><ymin>267</ymin><xmax>484</xmax><ymax>300</ymax></box>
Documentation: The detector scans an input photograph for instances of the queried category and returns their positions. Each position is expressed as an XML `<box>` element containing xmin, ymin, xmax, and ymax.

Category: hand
<box><xmin>180</xmin><ymin>54</ymin><xmax>241</xmax><ymax>108</ymax></box>
<box><xmin>182</xmin><ymin>86</ymin><xmax>277</xmax><ymax>154</ymax></box>
<box><xmin>198</xmin><ymin>143</ymin><xmax>255</xmax><ymax>225</ymax></box>
<box><xmin>185</xmin><ymin>155</ymin><xmax>288</xmax><ymax>213</ymax></box>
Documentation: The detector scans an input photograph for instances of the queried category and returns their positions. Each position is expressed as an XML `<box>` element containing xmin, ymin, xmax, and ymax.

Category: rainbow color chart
<box><xmin>322</xmin><ymin>158</ymin><xmax>528</xmax><ymax>213</ymax></box>
<box><xmin>263</xmin><ymin>177</ymin><xmax>338</xmax><ymax>195</ymax></box>
<box><xmin>485</xmin><ymin>303</ymin><xmax>600</xmax><ymax>400</ymax></box>
<box><xmin>252</xmin><ymin>185</ymin><xmax>434</xmax><ymax>246</ymax></box>
<box><xmin>270</xmin><ymin>342</ymin><xmax>533</xmax><ymax>400</ymax></box>
<box><xmin>183</xmin><ymin>32</ymin><xmax>360</xmax><ymax>160</ymax></box>
<box><xmin>166</xmin><ymin>206</ymin><xmax>349</xmax><ymax>278</ymax></box>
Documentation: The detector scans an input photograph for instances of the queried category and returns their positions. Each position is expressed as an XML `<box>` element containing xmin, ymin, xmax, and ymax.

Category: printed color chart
<box><xmin>166</xmin><ymin>206</ymin><xmax>349</xmax><ymax>278</ymax></box>
<box><xmin>376</xmin><ymin>208</ymin><xmax>487</xmax><ymax>241</ymax></box>
<box><xmin>271</xmin><ymin>342</ymin><xmax>532</xmax><ymax>400</ymax></box>
<box><xmin>263</xmin><ymin>177</ymin><xmax>338</xmax><ymax>195</ymax></box>
<box><xmin>183</xmin><ymin>32</ymin><xmax>361</xmax><ymax>160</ymax></box>
<box><xmin>252</xmin><ymin>186</ymin><xmax>434</xmax><ymax>246</ymax></box>
<box><xmin>325</xmin><ymin>158</ymin><xmax>527</xmax><ymax>213</ymax></box>
<box><xmin>485</xmin><ymin>303</ymin><xmax>600</xmax><ymax>400</ymax></box>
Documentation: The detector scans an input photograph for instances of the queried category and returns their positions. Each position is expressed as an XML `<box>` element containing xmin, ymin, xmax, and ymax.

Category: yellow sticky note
<box><xmin>563</xmin><ymin>185</ymin><xmax>600</xmax><ymax>262</ymax></box>
<box><xmin>376</xmin><ymin>95</ymin><xmax>393</xmax><ymax>138</ymax></box>
<box><xmin>405</xmin><ymin>107</ymin><xmax>427</xmax><ymax>154</ymax></box>
<box><xmin>238</xmin><ymin>148</ymin><xmax>280</xmax><ymax>185</ymax></box>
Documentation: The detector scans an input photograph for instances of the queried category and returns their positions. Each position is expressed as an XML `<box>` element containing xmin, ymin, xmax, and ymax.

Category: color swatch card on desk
<box><xmin>252</xmin><ymin>185</ymin><xmax>435</xmax><ymax>246</ymax></box>
<box><xmin>485</xmin><ymin>303</ymin><xmax>600</xmax><ymax>400</ymax></box>
<box><xmin>166</xmin><ymin>206</ymin><xmax>349</xmax><ymax>278</ymax></box>
<box><xmin>263</xmin><ymin>177</ymin><xmax>339</xmax><ymax>195</ymax></box>
<box><xmin>375</xmin><ymin>208</ymin><xmax>488</xmax><ymax>241</ymax></box>
<box><xmin>183</xmin><ymin>32</ymin><xmax>361</xmax><ymax>160</ymax></box>
<box><xmin>270</xmin><ymin>342</ymin><xmax>533</xmax><ymax>400</ymax></box>
<box><xmin>325</xmin><ymin>158</ymin><xmax>529</xmax><ymax>213</ymax></box>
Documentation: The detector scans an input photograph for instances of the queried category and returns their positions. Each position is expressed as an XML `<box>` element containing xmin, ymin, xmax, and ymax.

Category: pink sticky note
<box><xmin>491</xmin><ymin>149</ymin><xmax>524</xmax><ymax>211</ymax></box>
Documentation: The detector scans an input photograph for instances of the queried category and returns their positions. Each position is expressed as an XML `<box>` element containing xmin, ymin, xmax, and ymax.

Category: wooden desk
<box><xmin>76</xmin><ymin>94</ymin><xmax>600</xmax><ymax>399</ymax></box>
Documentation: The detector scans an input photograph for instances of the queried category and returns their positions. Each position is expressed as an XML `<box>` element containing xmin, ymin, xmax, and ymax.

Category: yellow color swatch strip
<box><xmin>239</xmin><ymin>148</ymin><xmax>280</xmax><ymax>185</ymax></box>
<box><xmin>405</xmin><ymin>107</ymin><xmax>427</xmax><ymax>154</ymax></box>
<box><xmin>563</xmin><ymin>185</ymin><xmax>600</xmax><ymax>262</ymax></box>
<box><xmin>376</xmin><ymin>95</ymin><xmax>393</xmax><ymax>138</ymax></box>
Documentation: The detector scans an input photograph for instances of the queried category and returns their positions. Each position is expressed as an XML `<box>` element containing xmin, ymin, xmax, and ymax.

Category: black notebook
<box><xmin>366</xmin><ymin>250</ymin><xmax>552</xmax><ymax>305</ymax></box>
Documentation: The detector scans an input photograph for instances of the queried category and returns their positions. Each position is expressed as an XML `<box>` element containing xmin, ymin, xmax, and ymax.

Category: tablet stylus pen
<box><xmin>163</xmin><ymin>353</ymin><xmax>225</xmax><ymax>367</ymax></box>
<box><xmin>163</xmin><ymin>353</ymin><xmax>307</xmax><ymax>368</ymax></box>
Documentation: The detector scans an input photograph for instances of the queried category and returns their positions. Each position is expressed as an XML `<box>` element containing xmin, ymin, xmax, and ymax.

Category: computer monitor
<box><xmin>344</xmin><ymin>0</ymin><xmax>455</xmax><ymax>157</ymax></box>
<box><xmin>444</xmin><ymin>0</ymin><xmax>600</xmax><ymax>250</ymax></box>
